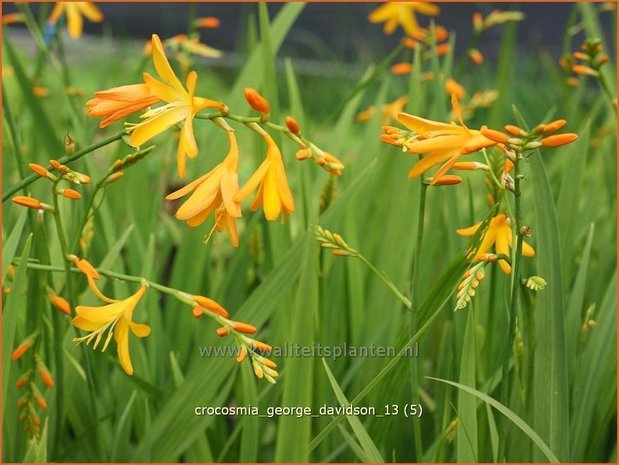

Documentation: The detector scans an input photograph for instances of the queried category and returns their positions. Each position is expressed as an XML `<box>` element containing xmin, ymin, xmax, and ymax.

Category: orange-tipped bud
<box><xmin>543</xmin><ymin>119</ymin><xmax>567</xmax><ymax>134</ymax></box>
<box><xmin>33</xmin><ymin>86</ymin><xmax>49</xmax><ymax>97</ymax></box>
<box><xmin>597</xmin><ymin>55</ymin><xmax>609</xmax><ymax>66</ymax></box>
<box><xmin>38</xmin><ymin>364</ymin><xmax>54</xmax><ymax>388</ymax></box>
<box><xmin>15</xmin><ymin>372</ymin><xmax>30</xmax><ymax>388</ymax></box>
<box><xmin>192</xmin><ymin>306</ymin><xmax>204</xmax><ymax>318</ymax></box>
<box><xmin>34</xmin><ymin>394</ymin><xmax>47</xmax><ymax>409</ymax></box>
<box><xmin>29</xmin><ymin>163</ymin><xmax>50</xmax><ymax>178</ymax></box>
<box><xmin>243</xmin><ymin>87</ymin><xmax>270</xmax><ymax>114</ymax></box>
<box><xmin>195</xmin><ymin>16</ymin><xmax>220</xmax><ymax>28</ymax></box>
<box><xmin>236</xmin><ymin>347</ymin><xmax>247</xmax><ymax>363</ymax></box>
<box><xmin>402</xmin><ymin>37</ymin><xmax>417</xmax><ymax>49</ymax></box>
<box><xmin>452</xmin><ymin>162</ymin><xmax>480</xmax><ymax>171</ymax></box>
<box><xmin>192</xmin><ymin>295</ymin><xmax>229</xmax><ymax>318</ymax></box>
<box><xmin>106</xmin><ymin>172</ymin><xmax>125</xmax><ymax>184</ymax></box>
<box><xmin>434</xmin><ymin>26</ymin><xmax>449</xmax><ymax>43</ymax></box>
<box><xmin>472</xmin><ymin>12</ymin><xmax>483</xmax><ymax>31</ymax></box>
<box><xmin>480</xmin><ymin>126</ymin><xmax>510</xmax><ymax>143</ymax></box>
<box><xmin>567</xmin><ymin>77</ymin><xmax>580</xmax><ymax>87</ymax></box>
<box><xmin>73</xmin><ymin>257</ymin><xmax>100</xmax><ymax>280</ymax></box>
<box><xmin>540</xmin><ymin>133</ymin><xmax>578</xmax><ymax>147</ymax></box>
<box><xmin>504</xmin><ymin>124</ymin><xmax>525</xmax><ymax>136</ymax></box>
<box><xmin>285</xmin><ymin>116</ymin><xmax>301</xmax><ymax>135</ymax></box>
<box><xmin>2</xmin><ymin>13</ymin><xmax>25</xmax><ymax>25</ymax></box>
<box><xmin>250</xmin><ymin>340</ymin><xmax>272</xmax><ymax>353</ymax></box>
<box><xmin>216</xmin><ymin>326</ymin><xmax>230</xmax><ymax>337</ymax></box>
<box><xmin>430</xmin><ymin>175</ymin><xmax>462</xmax><ymax>186</ymax></box>
<box><xmin>12</xmin><ymin>196</ymin><xmax>42</xmax><ymax>209</ymax></box>
<box><xmin>262</xmin><ymin>358</ymin><xmax>277</xmax><ymax>369</ymax></box>
<box><xmin>230</xmin><ymin>321</ymin><xmax>258</xmax><ymax>334</ymax></box>
<box><xmin>49</xmin><ymin>159</ymin><xmax>61</xmax><ymax>170</ymax></box>
<box><xmin>445</xmin><ymin>78</ymin><xmax>466</xmax><ymax>98</ymax></box>
<box><xmin>16</xmin><ymin>398</ymin><xmax>26</xmax><ymax>409</ymax></box>
<box><xmin>32</xmin><ymin>415</ymin><xmax>41</xmax><ymax>426</ymax></box>
<box><xmin>296</xmin><ymin>149</ymin><xmax>311</xmax><ymax>160</ymax></box>
<box><xmin>572</xmin><ymin>51</ymin><xmax>589</xmax><ymax>61</ymax></box>
<box><xmin>391</xmin><ymin>62</ymin><xmax>412</xmax><ymax>75</ymax></box>
<box><xmin>572</xmin><ymin>64</ymin><xmax>598</xmax><ymax>77</ymax></box>
<box><xmin>11</xmin><ymin>340</ymin><xmax>33</xmax><ymax>361</ymax></box>
<box><xmin>48</xmin><ymin>292</ymin><xmax>71</xmax><ymax>315</ymax></box>
<box><xmin>435</xmin><ymin>43</ymin><xmax>450</xmax><ymax>56</ymax></box>
<box><xmin>468</xmin><ymin>48</ymin><xmax>484</xmax><ymax>65</ymax></box>
<box><xmin>331</xmin><ymin>249</ymin><xmax>352</xmax><ymax>257</ymax></box>
<box><xmin>380</xmin><ymin>134</ymin><xmax>402</xmax><ymax>147</ymax></box>
<box><xmin>60</xmin><ymin>188</ymin><xmax>82</xmax><ymax>200</ymax></box>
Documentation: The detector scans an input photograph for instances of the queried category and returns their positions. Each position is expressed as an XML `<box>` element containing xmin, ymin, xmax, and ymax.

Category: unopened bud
<box><xmin>481</xmin><ymin>126</ymin><xmax>510</xmax><ymax>143</ymax></box>
<box><xmin>105</xmin><ymin>172</ymin><xmax>125</xmax><ymax>184</ymax></box>
<box><xmin>64</xmin><ymin>133</ymin><xmax>75</xmax><ymax>155</ymax></box>
<box><xmin>243</xmin><ymin>87</ymin><xmax>270</xmax><ymax>115</ymax></box>
<box><xmin>59</xmin><ymin>188</ymin><xmax>82</xmax><ymax>200</ymax></box>
<box><xmin>540</xmin><ymin>133</ymin><xmax>578</xmax><ymax>147</ymax></box>
<box><xmin>192</xmin><ymin>306</ymin><xmax>204</xmax><ymax>318</ymax></box>
<box><xmin>296</xmin><ymin>149</ymin><xmax>311</xmax><ymax>161</ymax></box>
<box><xmin>192</xmin><ymin>295</ymin><xmax>229</xmax><ymax>318</ymax></box>
<box><xmin>216</xmin><ymin>326</ymin><xmax>230</xmax><ymax>336</ymax></box>
<box><xmin>230</xmin><ymin>321</ymin><xmax>258</xmax><ymax>334</ymax></box>
<box><xmin>285</xmin><ymin>116</ymin><xmax>301</xmax><ymax>135</ymax></box>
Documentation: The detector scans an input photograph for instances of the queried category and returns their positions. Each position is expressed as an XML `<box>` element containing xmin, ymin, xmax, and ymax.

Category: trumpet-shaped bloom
<box><xmin>234</xmin><ymin>133</ymin><xmax>295</xmax><ymax>221</ymax></box>
<box><xmin>396</xmin><ymin>95</ymin><xmax>496</xmax><ymax>182</ymax></box>
<box><xmin>369</xmin><ymin>2</ymin><xmax>439</xmax><ymax>37</ymax></box>
<box><xmin>165</xmin><ymin>129</ymin><xmax>242</xmax><ymax>247</ymax></box>
<box><xmin>456</xmin><ymin>214</ymin><xmax>535</xmax><ymax>274</ymax></box>
<box><xmin>48</xmin><ymin>2</ymin><xmax>103</xmax><ymax>39</ymax></box>
<box><xmin>86</xmin><ymin>84</ymin><xmax>160</xmax><ymax>128</ymax></box>
<box><xmin>130</xmin><ymin>34</ymin><xmax>226</xmax><ymax>177</ymax></box>
<box><xmin>72</xmin><ymin>284</ymin><xmax>150</xmax><ymax>375</ymax></box>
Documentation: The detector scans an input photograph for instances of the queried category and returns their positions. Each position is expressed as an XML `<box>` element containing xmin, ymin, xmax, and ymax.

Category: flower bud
<box><xmin>295</xmin><ymin>148</ymin><xmax>311</xmax><ymax>161</ymax></box>
<box><xmin>243</xmin><ymin>87</ymin><xmax>270</xmax><ymax>114</ymax></box>
<box><xmin>64</xmin><ymin>133</ymin><xmax>75</xmax><ymax>155</ymax></box>
<box><xmin>194</xmin><ymin>16</ymin><xmax>220</xmax><ymax>28</ymax></box>
<box><xmin>285</xmin><ymin>116</ymin><xmax>301</xmax><ymax>135</ymax></box>
<box><xmin>230</xmin><ymin>321</ymin><xmax>258</xmax><ymax>334</ymax></box>
<box><xmin>37</xmin><ymin>362</ymin><xmax>54</xmax><ymax>388</ymax></box>
<box><xmin>60</xmin><ymin>188</ymin><xmax>81</xmax><ymax>200</ymax></box>
<box><xmin>543</xmin><ymin>119</ymin><xmax>567</xmax><ymax>134</ymax></box>
<box><xmin>540</xmin><ymin>133</ymin><xmax>578</xmax><ymax>147</ymax></box>
<box><xmin>481</xmin><ymin>126</ymin><xmax>510</xmax><ymax>143</ymax></box>
<box><xmin>216</xmin><ymin>326</ymin><xmax>230</xmax><ymax>336</ymax></box>
<box><xmin>445</xmin><ymin>79</ymin><xmax>466</xmax><ymax>98</ymax></box>
<box><xmin>192</xmin><ymin>306</ymin><xmax>204</xmax><ymax>319</ymax></box>
<box><xmin>428</xmin><ymin>175</ymin><xmax>462</xmax><ymax>186</ymax></box>
<box><xmin>504</xmin><ymin>125</ymin><xmax>528</xmax><ymax>137</ymax></box>
<box><xmin>12</xmin><ymin>196</ymin><xmax>42</xmax><ymax>210</ymax></box>
<box><xmin>572</xmin><ymin>64</ymin><xmax>599</xmax><ymax>77</ymax></box>
<box><xmin>47</xmin><ymin>291</ymin><xmax>71</xmax><ymax>315</ymax></box>
<box><xmin>390</xmin><ymin>62</ymin><xmax>412</xmax><ymax>75</ymax></box>
<box><xmin>28</xmin><ymin>163</ymin><xmax>52</xmax><ymax>178</ymax></box>
<box><xmin>192</xmin><ymin>295</ymin><xmax>229</xmax><ymax>318</ymax></box>
<box><xmin>468</xmin><ymin>48</ymin><xmax>484</xmax><ymax>65</ymax></box>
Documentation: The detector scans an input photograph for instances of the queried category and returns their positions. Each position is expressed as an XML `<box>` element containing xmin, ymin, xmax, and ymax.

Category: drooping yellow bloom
<box><xmin>369</xmin><ymin>2</ymin><xmax>439</xmax><ymax>37</ymax></box>
<box><xmin>129</xmin><ymin>34</ymin><xmax>226</xmax><ymax>177</ymax></box>
<box><xmin>356</xmin><ymin>95</ymin><xmax>409</xmax><ymax>125</ymax></box>
<box><xmin>48</xmin><ymin>2</ymin><xmax>103</xmax><ymax>39</ymax></box>
<box><xmin>72</xmin><ymin>284</ymin><xmax>150</xmax><ymax>375</ymax></box>
<box><xmin>86</xmin><ymin>84</ymin><xmax>159</xmax><ymax>128</ymax></box>
<box><xmin>456</xmin><ymin>214</ymin><xmax>535</xmax><ymax>274</ymax></box>
<box><xmin>235</xmin><ymin>132</ymin><xmax>295</xmax><ymax>221</ymax></box>
<box><xmin>166</xmin><ymin>128</ymin><xmax>242</xmax><ymax>247</ymax></box>
<box><xmin>394</xmin><ymin>95</ymin><xmax>496</xmax><ymax>181</ymax></box>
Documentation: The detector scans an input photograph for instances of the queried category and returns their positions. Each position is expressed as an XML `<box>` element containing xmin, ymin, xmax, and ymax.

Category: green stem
<box><xmin>409</xmin><ymin>180</ymin><xmax>427</xmax><ymax>461</ymax></box>
<box><xmin>498</xmin><ymin>155</ymin><xmax>524</xmax><ymax>461</ymax></box>
<box><xmin>355</xmin><ymin>254</ymin><xmax>412</xmax><ymax>310</ymax></box>
<box><xmin>596</xmin><ymin>73</ymin><xmax>617</xmax><ymax>113</ymax></box>
<box><xmin>2</xmin><ymin>131</ymin><xmax>126</xmax><ymax>203</ymax></box>
<box><xmin>50</xmin><ymin>189</ymin><xmax>102</xmax><ymax>458</ymax></box>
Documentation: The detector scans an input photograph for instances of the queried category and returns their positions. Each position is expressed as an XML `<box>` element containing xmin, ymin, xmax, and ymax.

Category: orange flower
<box><xmin>86</xmin><ymin>84</ymin><xmax>159</xmax><ymax>128</ymax></box>
<box><xmin>165</xmin><ymin>128</ymin><xmax>242</xmax><ymax>247</ymax></box>
<box><xmin>456</xmin><ymin>214</ymin><xmax>535</xmax><ymax>274</ymax></box>
<box><xmin>393</xmin><ymin>94</ymin><xmax>496</xmax><ymax>181</ymax></box>
<box><xmin>235</xmin><ymin>132</ymin><xmax>295</xmax><ymax>221</ymax></box>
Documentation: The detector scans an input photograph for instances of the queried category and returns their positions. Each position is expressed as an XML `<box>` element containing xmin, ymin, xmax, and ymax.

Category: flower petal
<box><xmin>143</xmin><ymin>72</ymin><xmax>184</xmax><ymax>103</ymax></box>
<box><xmin>66</xmin><ymin>4</ymin><xmax>83</xmax><ymax>38</ymax></box>
<box><xmin>150</xmin><ymin>34</ymin><xmax>186</xmax><ymax>96</ymax></box>
<box><xmin>130</xmin><ymin>105</ymin><xmax>188</xmax><ymax>147</ymax></box>
<box><xmin>262</xmin><ymin>166</ymin><xmax>282</xmax><ymax>221</ymax></box>
<box><xmin>114</xmin><ymin>319</ymin><xmax>133</xmax><ymax>375</ymax></box>
<box><xmin>235</xmin><ymin>160</ymin><xmax>270</xmax><ymax>202</ymax></box>
<box><xmin>77</xmin><ymin>2</ymin><xmax>103</xmax><ymax>22</ymax></box>
<box><xmin>129</xmin><ymin>321</ymin><xmax>151</xmax><ymax>338</ymax></box>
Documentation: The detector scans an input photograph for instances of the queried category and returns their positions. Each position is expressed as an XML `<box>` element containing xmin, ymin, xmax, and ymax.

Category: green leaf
<box><xmin>427</xmin><ymin>376</ymin><xmax>560</xmax><ymax>463</ymax></box>
<box><xmin>322</xmin><ymin>358</ymin><xmax>384</xmax><ymax>462</ymax></box>
<box><xmin>2</xmin><ymin>208</ymin><xmax>27</xmax><ymax>280</ymax></box>
<box><xmin>274</xmin><ymin>238</ymin><xmax>317</xmax><ymax>461</ymax></box>
<box><xmin>529</xmin><ymin>151</ymin><xmax>570</xmax><ymax>461</ymax></box>
<box><xmin>239</xmin><ymin>361</ymin><xmax>259</xmax><ymax>462</ymax></box>
<box><xmin>2</xmin><ymin>234</ymin><xmax>32</xmax><ymax>401</ymax></box>
<box><xmin>457</xmin><ymin>306</ymin><xmax>478</xmax><ymax>461</ymax></box>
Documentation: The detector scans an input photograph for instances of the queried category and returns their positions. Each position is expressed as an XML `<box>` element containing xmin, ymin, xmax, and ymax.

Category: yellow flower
<box><xmin>234</xmin><ymin>132</ymin><xmax>295</xmax><ymax>221</ymax></box>
<box><xmin>48</xmin><ymin>2</ymin><xmax>103</xmax><ymax>39</ymax></box>
<box><xmin>165</xmin><ymin>128</ymin><xmax>242</xmax><ymax>247</ymax></box>
<box><xmin>456</xmin><ymin>214</ymin><xmax>535</xmax><ymax>274</ymax></box>
<box><xmin>72</xmin><ymin>284</ymin><xmax>150</xmax><ymax>375</ymax></box>
<box><xmin>129</xmin><ymin>34</ymin><xmax>226</xmax><ymax>177</ymax></box>
<box><xmin>369</xmin><ymin>2</ymin><xmax>439</xmax><ymax>37</ymax></box>
<box><xmin>395</xmin><ymin>94</ymin><xmax>496</xmax><ymax>181</ymax></box>
<box><xmin>357</xmin><ymin>95</ymin><xmax>409</xmax><ymax>125</ymax></box>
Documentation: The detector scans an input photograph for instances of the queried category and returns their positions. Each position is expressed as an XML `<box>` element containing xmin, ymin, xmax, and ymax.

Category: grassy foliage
<box><xmin>2</xmin><ymin>2</ymin><xmax>616</xmax><ymax>463</ymax></box>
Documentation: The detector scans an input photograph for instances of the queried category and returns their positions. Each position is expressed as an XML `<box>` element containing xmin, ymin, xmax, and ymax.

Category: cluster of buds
<box><xmin>243</xmin><ymin>88</ymin><xmax>344</xmax><ymax>176</ymax></box>
<box><xmin>455</xmin><ymin>260</ymin><xmax>488</xmax><ymax>310</ymax></box>
<box><xmin>480</xmin><ymin>119</ymin><xmax>578</xmax><ymax>156</ymax></box>
<box><xmin>402</xmin><ymin>24</ymin><xmax>450</xmax><ymax>58</ymax></box>
<box><xmin>12</xmin><ymin>335</ymin><xmax>53</xmax><ymax>438</ymax></box>
<box><xmin>314</xmin><ymin>226</ymin><xmax>357</xmax><ymax>257</ymax></box>
<box><xmin>562</xmin><ymin>38</ymin><xmax>609</xmax><ymax>83</ymax></box>
<box><xmin>184</xmin><ymin>293</ymin><xmax>278</xmax><ymax>383</ymax></box>
<box><xmin>472</xmin><ymin>9</ymin><xmax>524</xmax><ymax>34</ymax></box>
<box><xmin>522</xmin><ymin>275</ymin><xmax>547</xmax><ymax>292</ymax></box>
<box><xmin>380</xmin><ymin>126</ymin><xmax>416</xmax><ymax>151</ymax></box>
